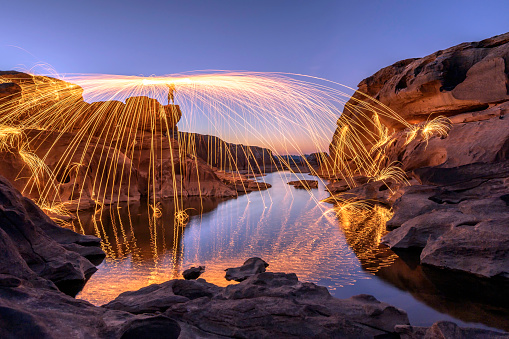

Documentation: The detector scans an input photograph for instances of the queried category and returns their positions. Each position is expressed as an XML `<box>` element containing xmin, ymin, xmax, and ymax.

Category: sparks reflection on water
<box><xmin>76</xmin><ymin>172</ymin><xmax>396</xmax><ymax>305</ymax></box>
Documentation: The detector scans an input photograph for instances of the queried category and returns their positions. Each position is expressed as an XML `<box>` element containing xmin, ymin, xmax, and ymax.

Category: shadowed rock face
<box><xmin>0</xmin><ymin>175</ymin><xmax>103</xmax><ymax>295</ymax></box>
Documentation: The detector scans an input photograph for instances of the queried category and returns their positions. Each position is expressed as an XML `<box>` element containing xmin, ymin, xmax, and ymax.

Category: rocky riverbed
<box><xmin>0</xmin><ymin>175</ymin><xmax>507</xmax><ymax>338</ymax></box>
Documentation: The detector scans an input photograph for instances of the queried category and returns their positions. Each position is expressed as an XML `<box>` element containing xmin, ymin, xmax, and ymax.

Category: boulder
<box><xmin>182</xmin><ymin>266</ymin><xmax>205</xmax><ymax>280</ymax></box>
<box><xmin>420</xmin><ymin>219</ymin><xmax>509</xmax><ymax>279</ymax></box>
<box><xmin>224</xmin><ymin>257</ymin><xmax>269</xmax><ymax>282</ymax></box>
<box><xmin>103</xmin><ymin>279</ymin><xmax>220</xmax><ymax>314</ymax></box>
<box><xmin>382</xmin><ymin>210</ymin><xmax>478</xmax><ymax>249</ymax></box>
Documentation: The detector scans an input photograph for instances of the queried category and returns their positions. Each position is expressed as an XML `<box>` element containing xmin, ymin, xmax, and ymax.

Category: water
<box><xmin>75</xmin><ymin>171</ymin><xmax>508</xmax><ymax>331</ymax></box>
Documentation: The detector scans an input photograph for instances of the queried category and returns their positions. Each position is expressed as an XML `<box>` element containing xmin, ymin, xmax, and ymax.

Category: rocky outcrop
<box><xmin>106</xmin><ymin>271</ymin><xmax>410</xmax><ymax>338</ymax></box>
<box><xmin>0</xmin><ymin>174</ymin><xmax>104</xmax><ymax>295</ymax></box>
<box><xmin>328</xmin><ymin>33</ymin><xmax>509</xmax><ymax>281</ymax></box>
<box><xmin>335</xmin><ymin>32</ymin><xmax>509</xmax><ymax>133</ymax></box>
<box><xmin>381</xmin><ymin>162</ymin><xmax>509</xmax><ymax>279</ymax></box>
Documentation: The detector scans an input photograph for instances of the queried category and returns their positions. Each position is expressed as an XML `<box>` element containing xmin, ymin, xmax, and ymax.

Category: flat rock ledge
<box><xmin>382</xmin><ymin>161</ymin><xmax>509</xmax><ymax>279</ymax></box>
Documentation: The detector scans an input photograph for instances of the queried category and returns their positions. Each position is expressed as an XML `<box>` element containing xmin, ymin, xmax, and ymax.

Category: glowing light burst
<box><xmin>0</xmin><ymin>70</ymin><xmax>450</xmax><ymax>258</ymax></box>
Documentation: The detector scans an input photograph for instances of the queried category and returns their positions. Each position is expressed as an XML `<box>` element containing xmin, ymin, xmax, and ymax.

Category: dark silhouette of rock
<box><xmin>0</xmin><ymin>175</ymin><xmax>103</xmax><ymax>295</ymax></box>
<box><xmin>182</xmin><ymin>266</ymin><xmax>205</xmax><ymax>280</ymax></box>
<box><xmin>224</xmin><ymin>257</ymin><xmax>269</xmax><ymax>282</ymax></box>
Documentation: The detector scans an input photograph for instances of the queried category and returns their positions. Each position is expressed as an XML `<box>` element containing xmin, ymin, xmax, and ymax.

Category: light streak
<box><xmin>0</xmin><ymin>70</ymin><xmax>451</xmax><ymax>262</ymax></box>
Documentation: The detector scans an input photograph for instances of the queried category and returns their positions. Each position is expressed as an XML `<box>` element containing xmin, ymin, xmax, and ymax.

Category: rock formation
<box><xmin>0</xmin><ymin>174</ymin><xmax>103</xmax><ymax>296</ymax></box>
<box><xmin>224</xmin><ymin>257</ymin><xmax>269</xmax><ymax>282</ymax></box>
<box><xmin>327</xmin><ymin>32</ymin><xmax>509</xmax><ymax>281</ymax></box>
<box><xmin>0</xmin><ymin>71</ymin><xmax>274</xmax><ymax>211</ymax></box>
<box><xmin>287</xmin><ymin>180</ymin><xmax>319</xmax><ymax>189</ymax></box>
<box><xmin>0</xmin><ymin>178</ymin><xmax>504</xmax><ymax>338</ymax></box>
<box><xmin>182</xmin><ymin>266</ymin><xmax>205</xmax><ymax>280</ymax></box>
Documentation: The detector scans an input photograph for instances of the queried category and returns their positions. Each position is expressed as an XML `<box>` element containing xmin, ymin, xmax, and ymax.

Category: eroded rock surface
<box><xmin>0</xmin><ymin>175</ymin><xmax>103</xmax><ymax>295</ymax></box>
<box><xmin>106</xmin><ymin>271</ymin><xmax>410</xmax><ymax>338</ymax></box>
<box><xmin>382</xmin><ymin>163</ymin><xmax>509</xmax><ymax>279</ymax></box>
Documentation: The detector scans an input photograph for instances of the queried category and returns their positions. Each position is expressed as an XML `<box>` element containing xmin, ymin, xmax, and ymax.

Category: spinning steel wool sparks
<box><xmin>0</xmin><ymin>70</ymin><xmax>450</xmax><ymax>226</ymax></box>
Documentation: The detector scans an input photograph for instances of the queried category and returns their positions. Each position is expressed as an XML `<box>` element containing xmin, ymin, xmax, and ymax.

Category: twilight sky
<box><xmin>1</xmin><ymin>0</ymin><xmax>508</xmax><ymax>153</ymax></box>
<box><xmin>2</xmin><ymin>0</ymin><xmax>508</xmax><ymax>87</ymax></box>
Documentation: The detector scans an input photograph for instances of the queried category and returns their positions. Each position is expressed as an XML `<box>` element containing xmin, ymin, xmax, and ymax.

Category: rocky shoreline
<box><xmin>326</xmin><ymin>32</ymin><xmax>509</xmax><ymax>282</ymax></box>
<box><xmin>0</xmin><ymin>178</ymin><xmax>507</xmax><ymax>337</ymax></box>
<box><xmin>1</xmin><ymin>32</ymin><xmax>509</xmax><ymax>338</ymax></box>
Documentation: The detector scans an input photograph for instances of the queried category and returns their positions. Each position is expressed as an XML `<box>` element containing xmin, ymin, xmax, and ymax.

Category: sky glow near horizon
<box><xmin>1</xmin><ymin>0</ymin><xmax>508</xmax><ymax>153</ymax></box>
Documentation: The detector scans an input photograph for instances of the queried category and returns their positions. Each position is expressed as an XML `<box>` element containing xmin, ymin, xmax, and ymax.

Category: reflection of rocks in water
<box><xmin>375</xmin><ymin>249</ymin><xmax>509</xmax><ymax>331</ymax></box>
<box><xmin>336</xmin><ymin>205</ymin><xmax>398</xmax><ymax>273</ymax></box>
<box><xmin>337</xmin><ymin>205</ymin><xmax>509</xmax><ymax>331</ymax></box>
<box><xmin>72</xmin><ymin>196</ymin><xmax>229</xmax><ymax>264</ymax></box>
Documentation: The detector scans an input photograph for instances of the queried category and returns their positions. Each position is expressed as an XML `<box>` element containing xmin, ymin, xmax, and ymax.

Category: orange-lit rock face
<box><xmin>329</xmin><ymin>32</ymin><xmax>509</xmax><ymax>169</ymax></box>
<box><xmin>0</xmin><ymin>72</ymin><xmax>241</xmax><ymax>210</ymax></box>
<box><xmin>347</xmin><ymin>33</ymin><xmax>509</xmax><ymax>128</ymax></box>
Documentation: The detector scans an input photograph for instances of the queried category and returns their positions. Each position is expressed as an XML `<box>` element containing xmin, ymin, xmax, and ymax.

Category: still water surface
<box><xmin>75</xmin><ymin>171</ymin><xmax>508</xmax><ymax>331</ymax></box>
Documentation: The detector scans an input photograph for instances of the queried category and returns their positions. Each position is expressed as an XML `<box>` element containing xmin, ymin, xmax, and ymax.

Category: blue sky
<box><xmin>2</xmin><ymin>0</ymin><xmax>508</xmax><ymax>88</ymax></box>
<box><xmin>1</xmin><ymin>0</ymin><xmax>508</xmax><ymax>153</ymax></box>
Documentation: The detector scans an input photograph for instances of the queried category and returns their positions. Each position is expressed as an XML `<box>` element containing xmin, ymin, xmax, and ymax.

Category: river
<box><xmin>75</xmin><ymin>171</ymin><xmax>508</xmax><ymax>331</ymax></box>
